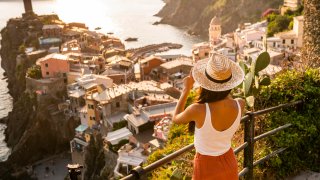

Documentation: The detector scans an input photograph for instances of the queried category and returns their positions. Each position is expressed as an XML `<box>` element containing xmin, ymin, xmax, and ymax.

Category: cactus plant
<box><xmin>240</xmin><ymin>52</ymin><xmax>271</xmax><ymax>108</ymax></box>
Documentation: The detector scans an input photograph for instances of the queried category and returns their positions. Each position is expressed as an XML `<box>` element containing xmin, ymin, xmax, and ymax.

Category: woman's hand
<box><xmin>183</xmin><ymin>73</ymin><xmax>195</xmax><ymax>92</ymax></box>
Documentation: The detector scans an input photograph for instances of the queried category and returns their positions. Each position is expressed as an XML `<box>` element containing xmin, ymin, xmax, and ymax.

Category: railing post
<box><xmin>243</xmin><ymin>112</ymin><xmax>254</xmax><ymax>180</ymax></box>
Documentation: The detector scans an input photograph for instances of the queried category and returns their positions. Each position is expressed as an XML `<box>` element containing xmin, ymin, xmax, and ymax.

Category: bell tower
<box><xmin>23</xmin><ymin>0</ymin><xmax>33</xmax><ymax>14</ymax></box>
<box><xmin>209</xmin><ymin>16</ymin><xmax>222</xmax><ymax>47</ymax></box>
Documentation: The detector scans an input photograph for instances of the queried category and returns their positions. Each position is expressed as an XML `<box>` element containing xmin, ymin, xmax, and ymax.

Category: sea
<box><xmin>0</xmin><ymin>0</ymin><xmax>203</xmax><ymax>161</ymax></box>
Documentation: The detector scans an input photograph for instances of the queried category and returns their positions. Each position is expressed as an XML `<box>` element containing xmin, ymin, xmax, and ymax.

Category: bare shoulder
<box><xmin>186</xmin><ymin>103</ymin><xmax>206</xmax><ymax>118</ymax></box>
<box><xmin>187</xmin><ymin>103</ymin><xmax>205</xmax><ymax>112</ymax></box>
<box><xmin>235</xmin><ymin>98</ymin><xmax>245</xmax><ymax>109</ymax></box>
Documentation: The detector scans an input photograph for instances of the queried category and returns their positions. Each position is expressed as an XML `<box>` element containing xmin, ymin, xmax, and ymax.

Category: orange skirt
<box><xmin>193</xmin><ymin>148</ymin><xmax>238</xmax><ymax>180</ymax></box>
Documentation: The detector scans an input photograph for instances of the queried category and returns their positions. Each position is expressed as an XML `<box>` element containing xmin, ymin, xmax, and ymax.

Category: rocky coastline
<box><xmin>156</xmin><ymin>0</ymin><xmax>282</xmax><ymax>37</ymax></box>
<box><xmin>0</xmin><ymin>13</ymin><xmax>78</xmax><ymax>179</ymax></box>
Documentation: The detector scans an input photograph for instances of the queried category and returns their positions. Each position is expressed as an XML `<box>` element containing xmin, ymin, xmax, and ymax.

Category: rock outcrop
<box><xmin>302</xmin><ymin>0</ymin><xmax>320</xmax><ymax>67</ymax></box>
<box><xmin>0</xmin><ymin>14</ymin><xmax>78</xmax><ymax>179</ymax></box>
<box><xmin>157</xmin><ymin>0</ymin><xmax>282</xmax><ymax>37</ymax></box>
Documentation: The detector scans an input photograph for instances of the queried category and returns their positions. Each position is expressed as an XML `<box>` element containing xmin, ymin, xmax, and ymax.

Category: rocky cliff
<box><xmin>0</xmin><ymin>13</ymin><xmax>78</xmax><ymax>179</ymax></box>
<box><xmin>157</xmin><ymin>0</ymin><xmax>282</xmax><ymax>37</ymax></box>
<box><xmin>301</xmin><ymin>0</ymin><xmax>320</xmax><ymax>67</ymax></box>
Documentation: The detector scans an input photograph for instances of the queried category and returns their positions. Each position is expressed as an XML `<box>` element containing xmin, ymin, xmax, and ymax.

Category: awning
<box><xmin>75</xmin><ymin>124</ymin><xmax>88</xmax><ymax>132</ymax></box>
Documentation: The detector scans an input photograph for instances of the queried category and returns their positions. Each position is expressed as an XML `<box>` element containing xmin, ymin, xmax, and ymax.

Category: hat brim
<box><xmin>192</xmin><ymin>58</ymin><xmax>245</xmax><ymax>92</ymax></box>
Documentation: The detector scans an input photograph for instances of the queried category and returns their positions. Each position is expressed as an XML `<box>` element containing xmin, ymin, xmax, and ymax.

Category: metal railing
<box><xmin>121</xmin><ymin>100</ymin><xmax>303</xmax><ymax>180</ymax></box>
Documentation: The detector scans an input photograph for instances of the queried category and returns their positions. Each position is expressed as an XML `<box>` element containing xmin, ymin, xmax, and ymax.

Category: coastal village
<box><xmin>7</xmin><ymin>0</ymin><xmax>308</xmax><ymax>179</ymax></box>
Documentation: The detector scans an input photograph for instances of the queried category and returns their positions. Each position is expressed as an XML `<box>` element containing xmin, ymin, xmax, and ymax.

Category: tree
<box><xmin>267</xmin><ymin>15</ymin><xmax>291</xmax><ymax>36</ymax></box>
<box><xmin>301</xmin><ymin>0</ymin><xmax>320</xmax><ymax>67</ymax></box>
<box><xmin>83</xmin><ymin>133</ymin><xmax>106</xmax><ymax>180</ymax></box>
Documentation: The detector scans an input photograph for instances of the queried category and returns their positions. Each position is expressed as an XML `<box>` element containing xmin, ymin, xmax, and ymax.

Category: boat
<box><xmin>125</xmin><ymin>37</ymin><xmax>138</xmax><ymax>42</ymax></box>
<box><xmin>95</xmin><ymin>27</ymin><xmax>102</xmax><ymax>30</ymax></box>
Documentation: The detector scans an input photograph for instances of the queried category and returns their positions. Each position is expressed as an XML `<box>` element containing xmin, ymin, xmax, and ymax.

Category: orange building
<box><xmin>140</xmin><ymin>55</ymin><xmax>165</xmax><ymax>80</ymax></box>
<box><xmin>36</xmin><ymin>53</ymin><xmax>70</xmax><ymax>78</ymax></box>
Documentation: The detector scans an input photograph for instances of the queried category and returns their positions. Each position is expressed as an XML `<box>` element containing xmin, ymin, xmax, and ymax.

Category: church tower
<box><xmin>209</xmin><ymin>16</ymin><xmax>222</xmax><ymax>47</ymax></box>
<box><xmin>23</xmin><ymin>0</ymin><xmax>33</xmax><ymax>14</ymax></box>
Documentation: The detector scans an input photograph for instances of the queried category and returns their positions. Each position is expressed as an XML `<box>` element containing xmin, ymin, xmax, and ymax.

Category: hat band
<box><xmin>205</xmin><ymin>70</ymin><xmax>232</xmax><ymax>84</ymax></box>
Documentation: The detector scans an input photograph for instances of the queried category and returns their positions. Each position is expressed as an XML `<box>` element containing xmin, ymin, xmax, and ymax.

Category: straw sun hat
<box><xmin>192</xmin><ymin>53</ymin><xmax>245</xmax><ymax>92</ymax></box>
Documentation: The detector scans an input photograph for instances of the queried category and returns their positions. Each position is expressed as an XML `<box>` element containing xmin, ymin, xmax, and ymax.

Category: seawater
<box><xmin>0</xmin><ymin>0</ymin><xmax>203</xmax><ymax>161</ymax></box>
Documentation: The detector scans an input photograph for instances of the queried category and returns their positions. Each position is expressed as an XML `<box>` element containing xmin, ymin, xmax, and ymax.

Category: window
<box><xmin>291</xmin><ymin>39</ymin><xmax>294</xmax><ymax>44</ymax></box>
<box><xmin>87</xmin><ymin>104</ymin><xmax>94</xmax><ymax>109</ymax></box>
<box><xmin>205</xmin><ymin>52</ymin><xmax>209</xmax><ymax>56</ymax></box>
<box><xmin>282</xmin><ymin>39</ymin><xmax>285</xmax><ymax>44</ymax></box>
<box><xmin>116</xmin><ymin>102</ymin><xmax>120</xmax><ymax>108</ymax></box>
<box><xmin>273</xmin><ymin>42</ymin><xmax>276</xmax><ymax>47</ymax></box>
<box><xmin>45</xmin><ymin>63</ymin><xmax>48</xmax><ymax>67</ymax></box>
<box><xmin>46</xmin><ymin>72</ymin><xmax>49</xmax><ymax>75</ymax></box>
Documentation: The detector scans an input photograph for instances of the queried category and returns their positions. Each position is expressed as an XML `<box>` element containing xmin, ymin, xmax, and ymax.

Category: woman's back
<box><xmin>194</xmin><ymin>98</ymin><xmax>243</xmax><ymax>156</ymax></box>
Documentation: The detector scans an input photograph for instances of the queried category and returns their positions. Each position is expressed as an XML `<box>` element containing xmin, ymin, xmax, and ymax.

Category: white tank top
<box><xmin>194</xmin><ymin>100</ymin><xmax>241</xmax><ymax>156</ymax></box>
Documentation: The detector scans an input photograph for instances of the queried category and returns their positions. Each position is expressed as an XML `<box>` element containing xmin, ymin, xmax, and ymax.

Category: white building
<box><xmin>274</xmin><ymin>16</ymin><xmax>304</xmax><ymax>50</ymax></box>
<box><xmin>105</xmin><ymin>127</ymin><xmax>133</xmax><ymax>145</ymax></box>
<box><xmin>234</xmin><ymin>21</ymin><xmax>267</xmax><ymax>50</ymax></box>
<box><xmin>281</xmin><ymin>0</ymin><xmax>301</xmax><ymax>14</ymax></box>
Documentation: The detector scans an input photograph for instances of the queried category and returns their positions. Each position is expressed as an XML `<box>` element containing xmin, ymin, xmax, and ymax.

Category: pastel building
<box><xmin>274</xmin><ymin>16</ymin><xmax>304</xmax><ymax>50</ymax></box>
<box><xmin>192</xmin><ymin>42</ymin><xmax>211</xmax><ymax>62</ymax></box>
<box><xmin>209</xmin><ymin>16</ymin><xmax>222</xmax><ymax>47</ymax></box>
<box><xmin>36</xmin><ymin>53</ymin><xmax>70</xmax><ymax>78</ymax></box>
<box><xmin>281</xmin><ymin>0</ymin><xmax>301</xmax><ymax>14</ymax></box>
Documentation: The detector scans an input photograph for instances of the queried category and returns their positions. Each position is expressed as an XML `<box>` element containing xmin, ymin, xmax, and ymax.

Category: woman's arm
<box><xmin>172</xmin><ymin>74</ymin><xmax>197</xmax><ymax>124</ymax></box>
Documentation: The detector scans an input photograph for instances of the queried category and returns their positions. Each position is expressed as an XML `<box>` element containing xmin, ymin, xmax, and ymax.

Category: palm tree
<box><xmin>302</xmin><ymin>0</ymin><xmax>320</xmax><ymax>67</ymax></box>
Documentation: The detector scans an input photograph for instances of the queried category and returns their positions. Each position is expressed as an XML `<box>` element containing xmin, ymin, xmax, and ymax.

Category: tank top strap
<box><xmin>204</xmin><ymin>103</ymin><xmax>213</xmax><ymax>128</ymax></box>
<box><xmin>235</xmin><ymin>99</ymin><xmax>241</xmax><ymax>118</ymax></box>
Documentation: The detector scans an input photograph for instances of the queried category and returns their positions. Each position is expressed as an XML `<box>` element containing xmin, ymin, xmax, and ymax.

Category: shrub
<box><xmin>267</xmin><ymin>15</ymin><xmax>291</xmax><ymax>37</ymax></box>
<box><xmin>110</xmin><ymin>139</ymin><xmax>129</xmax><ymax>152</ymax></box>
<box><xmin>256</xmin><ymin>69</ymin><xmax>320</xmax><ymax>177</ymax></box>
<box><xmin>26</xmin><ymin>65</ymin><xmax>42</xmax><ymax>79</ymax></box>
<box><xmin>112</xmin><ymin>120</ymin><xmax>128</xmax><ymax>131</ymax></box>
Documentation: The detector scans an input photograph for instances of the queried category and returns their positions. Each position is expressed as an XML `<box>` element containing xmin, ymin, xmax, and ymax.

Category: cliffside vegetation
<box><xmin>147</xmin><ymin>69</ymin><xmax>320</xmax><ymax>179</ymax></box>
<box><xmin>256</xmin><ymin>69</ymin><xmax>320</xmax><ymax>177</ymax></box>
<box><xmin>157</xmin><ymin>0</ymin><xmax>282</xmax><ymax>37</ymax></box>
<box><xmin>83</xmin><ymin>133</ymin><xmax>118</xmax><ymax>180</ymax></box>
<box><xmin>266</xmin><ymin>6</ymin><xmax>303</xmax><ymax>37</ymax></box>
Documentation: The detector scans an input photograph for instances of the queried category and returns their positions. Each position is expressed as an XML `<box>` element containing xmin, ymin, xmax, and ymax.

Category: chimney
<box><xmin>23</xmin><ymin>0</ymin><xmax>33</xmax><ymax>14</ymax></box>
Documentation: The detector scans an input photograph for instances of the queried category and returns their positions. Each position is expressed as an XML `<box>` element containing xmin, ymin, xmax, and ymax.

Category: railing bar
<box><xmin>238</xmin><ymin>167</ymin><xmax>249</xmax><ymax>177</ymax></box>
<box><xmin>121</xmin><ymin>101</ymin><xmax>302</xmax><ymax>180</ymax></box>
<box><xmin>254</xmin><ymin>124</ymin><xmax>292</xmax><ymax>142</ymax></box>
<box><xmin>120</xmin><ymin>174</ymin><xmax>135</xmax><ymax>180</ymax></box>
<box><xmin>253</xmin><ymin>148</ymin><xmax>287</xmax><ymax>167</ymax></box>
<box><xmin>143</xmin><ymin>143</ymin><xmax>194</xmax><ymax>172</ymax></box>
<box><xmin>240</xmin><ymin>115</ymin><xmax>250</xmax><ymax>123</ymax></box>
<box><xmin>234</xmin><ymin>142</ymin><xmax>248</xmax><ymax>155</ymax></box>
<box><xmin>253</xmin><ymin>101</ymin><xmax>302</xmax><ymax>116</ymax></box>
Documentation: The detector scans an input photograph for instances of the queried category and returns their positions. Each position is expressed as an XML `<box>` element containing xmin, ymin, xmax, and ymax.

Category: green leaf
<box><xmin>171</xmin><ymin>169</ymin><xmax>184</xmax><ymax>180</ymax></box>
<box><xmin>239</xmin><ymin>60</ymin><xmax>249</xmax><ymax>74</ymax></box>
<box><xmin>246</xmin><ymin>96</ymin><xmax>255</xmax><ymax>107</ymax></box>
<box><xmin>243</xmin><ymin>72</ymin><xmax>254</xmax><ymax>96</ymax></box>
<box><xmin>260</xmin><ymin>76</ymin><xmax>271</xmax><ymax>86</ymax></box>
<box><xmin>255</xmin><ymin>52</ymin><xmax>270</xmax><ymax>74</ymax></box>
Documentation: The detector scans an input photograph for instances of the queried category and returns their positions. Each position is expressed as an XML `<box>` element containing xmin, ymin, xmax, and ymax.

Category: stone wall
<box><xmin>26</xmin><ymin>76</ymin><xmax>65</xmax><ymax>95</ymax></box>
